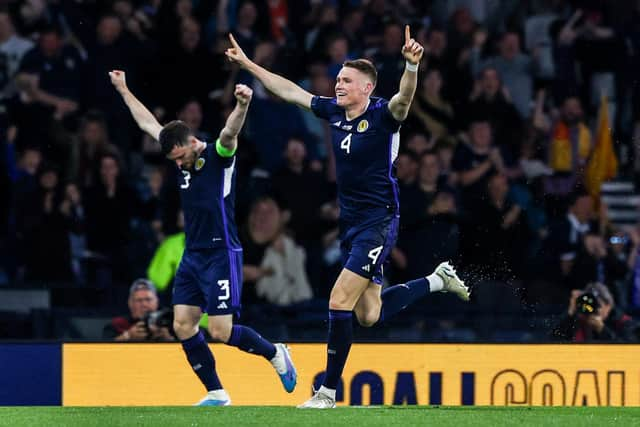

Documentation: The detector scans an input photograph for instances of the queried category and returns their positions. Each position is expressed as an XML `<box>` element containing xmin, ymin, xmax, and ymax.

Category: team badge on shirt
<box><xmin>195</xmin><ymin>157</ymin><xmax>206</xmax><ymax>171</ymax></box>
<box><xmin>357</xmin><ymin>120</ymin><xmax>369</xmax><ymax>132</ymax></box>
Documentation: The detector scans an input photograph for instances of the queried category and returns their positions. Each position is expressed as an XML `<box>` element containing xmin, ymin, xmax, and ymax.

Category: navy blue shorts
<box><xmin>341</xmin><ymin>215</ymin><xmax>399</xmax><ymax>284</ymax></box>
<box><xmin>172</xmin><ymin>248</ymin><xmax>243</xmax><ymax>315</ymax></box>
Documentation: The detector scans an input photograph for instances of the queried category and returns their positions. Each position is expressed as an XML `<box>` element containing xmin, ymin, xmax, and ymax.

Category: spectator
<box><xmin>83</xmin><ymin>150</ymin><xmax>139</xmax><ymax>283</ymax></box>
<box><xmin>241</xmin><ymin>196</ymin><xmax>312</xmax><ymax>306</ymax></box>
<box><xmin>299</xmin><ymin>71</ymin><xmax>333</xmax><ymax>170</ymax></box>
<box><xmin>271</xmin><ymin>137</ymin><xmax>327</xmax><ymax>245</ymax></box>
<box><xmin>341</xmin><ymin>7</ymin><xmax>365</xmax><ymax>56</ymax></box>
<box><xmin>407</xmin><ymin>68</ymin><xmax>455</xmax><ymax>139</ymax></box>
<box><xmin>83</xmin><ymin>13</ymin><xmax>149</xmax><ymax>150</ymax></box>
<box><xmin>535</xmin><ymin>96</ymin><xmax>593</xmax><ymax>199</ymax></box>
<box><xmin>159</xmin><ymin>16</ymin><xmax>214</xmax><ymax>114</ymax></box>
<box><xmin>0</xmin><ymin>9</ymin><xmax>34</xmax><ymax>104</ymax></box>
<box><xmin>405</xmin><ymin>132</ymin><xmax>432</xmax><ymax>156</ymax></box>
<box><xmin>471</xmin><ymin>31</ymin><xmax>535</xmax><ymax>118</ymax></box>
<box><xmin>69</xmin><ymin>110</ymin><xmax>112</xmax><ymax>186</ymax></box>
<box><xmin>372</xmin><ymin>22</ymin><xmax>404</xmax><ymax>99</ymax></box>
<box><xmin>395</xmin><ymin>150</ymin><xmax>419</xmax><ymax>188</ymax></box>
<box><xmin>466</xmin><ymin>67</ymin><xmax>523</xmax><ymax>152</ymax></box>
<box><xmin>304</xmin><ymin>4</ymin><xmax>339</xmax><ymax>57</ymax></box>
<box><xmin>444</xmin><ymin>7</ymin><xmax>477</xmax><ymax>106</ymax></box>
<box><xmin>232</xmin><ymin>1</ymin><xmax>262</xmax><ymax>56</ymax></box>
<box><xmin>434</xmin><ymin>138</ymin><xmax>457</xmax><ymax>186</ymax></box>
<box><xmin>470</xmin><ymin>173</ymin><xmax>528</xmax><ymax>278</ymax></box>
<box><xmin>402</xmin><ymin>151</ymin><xmax>447</xmax><ymax>228</ymax></box>
<box><xmin>59</xmin><ymin>182</ymin><xmax>87</xmax><ymax>285</ymax></box>
<box><xmin>422</xmin><ymin>27</ymin><xmax>456</xmax><ymax>92</ymax></box>
<box><xmin>9</xmin><ymin>145</ymin><xmax>41</xmax><ymax>185</ymax></box>
<box><xmin>245</xmin><ymin>93</ymin><xmax>312</xmax><ymax>173</ymax></box>
<box><xmin>538</xmin><ymin>189</ymin><xmax>595</xmax><ymax>302</ymax></box>
<box><xmin>103</xmin><ymin>278</ymin><xmax>174</xmax><ymax>341</ymax></box>
<box><xmin>16</xmin><ymin>26</ymin><xmax>83</xmax><ymax>120</ymax></box>
<box><xmin>451</xmin><ymin>120</ymin><xmax>506</xmax><ymax>209</ymax></box>
<box><xmin>15</xmin><ymin>164</ymin><xmax>71</xmax><ymax>282</ymax></box>
<box><xmin>552</xmin><ymin>283</ymin><xmax>637</xmax><ymax>342</ymax></box>
<box><xmin>362</xmin><ymin>0</ymin><xmax>388</xmax><ymax>48</ymax></box>
<box><xmin>176</xmin><ymin>98</ymin><xmax>212</xmax><ymax>141</ymax></box>
<box><xmin>326</xmin><ymin>35</ymin><xmax>351</xmax><ymax>80</ymax></box>
<box><xmin>397</xmin><ymin>152</ymin><xmax>459</xmax><ymax>278</ymax></box>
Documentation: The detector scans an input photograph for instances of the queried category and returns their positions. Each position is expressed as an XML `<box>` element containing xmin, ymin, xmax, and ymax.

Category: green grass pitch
<box><xmin>0</xmin><ymin>406</ymin><xmax>639</xmax><ymax>427</ymax></box>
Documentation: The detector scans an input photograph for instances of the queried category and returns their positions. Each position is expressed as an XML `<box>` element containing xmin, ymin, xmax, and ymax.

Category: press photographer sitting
<box><xmin>552</xmin><ymin>282</ymin><xmax>636</xmax><ymax>342</ymax></box>
<box><xmin>103</xmin><ymin>279</ymin><xmax>175</xmax><ymax>341</ymax></box>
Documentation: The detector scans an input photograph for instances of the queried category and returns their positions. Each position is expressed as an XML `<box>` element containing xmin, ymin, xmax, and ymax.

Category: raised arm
<box><xmin>218</xmin><ymin>84</ymin><xmax>252</xmax><ymax>154</ymax></box>
<box><xmin>389</xmin><ymin>25</ymin><xmax>424</xmax><ymax>122</ymax></box>
<box><xmin>225</xmin><ymin>34</ymin><xmax>313</xmax><ymax>110</ymax></box>
<box><xmin>109</xmin><ymin>70</ymin><xmax>162</xmax><ymax>140</ymax></box>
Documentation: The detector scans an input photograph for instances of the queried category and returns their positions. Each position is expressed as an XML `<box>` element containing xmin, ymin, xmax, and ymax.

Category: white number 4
<box><xmin>368</xmin><ymin>246</ymin><xmax>383</xmax><ymax>265</ymax></box>
<box><xmin>180</xmin><ymin>170</ymin><xmax>191</xmax><ymax>189</ymax></box>
<box><xmin>340</xmin><ymin>133</ymin><xmax>352</xmax><ymax>154</ymax></box>
<box><xmin>217</xmin><ymin>279</ymin><xmax>230</xmax><ymax>301</ymax></box>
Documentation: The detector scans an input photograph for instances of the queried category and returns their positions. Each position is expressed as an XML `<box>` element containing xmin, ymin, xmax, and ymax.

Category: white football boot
<box><xmin>196</xmin><ymin>389</ymin><xmax>231</xmax><ymax>406</ymax></box>
<box><xmin>434</xmin><ymin>261</ymin><xmax>470</xmax><ymax>301</ymax></box>
<box><xmin>297</xmin><ymin>388</ymin><xmax>336</xmax><ymax>409</ymax></box>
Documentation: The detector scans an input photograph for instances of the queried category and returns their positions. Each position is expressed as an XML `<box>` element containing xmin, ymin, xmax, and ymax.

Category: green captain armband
<box><xmin>216</xmin><ymin>138</ymin><xmax>237</xmax><ymax>157</ymax></box>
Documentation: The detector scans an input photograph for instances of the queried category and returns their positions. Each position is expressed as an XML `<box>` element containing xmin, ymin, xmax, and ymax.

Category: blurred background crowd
<box><xmin>2</xmin><ymin>0</ymin><xmax>640</xmax><ymax>343</ymax></box>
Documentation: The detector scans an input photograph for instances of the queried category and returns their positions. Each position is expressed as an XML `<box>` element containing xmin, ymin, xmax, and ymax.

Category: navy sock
<box><xmin>181</xmin><ymin>331</ymin><xmax>223</xmax><ymax>391</ymax></box>
<box><xmin>379</xmin><ymin>277</ymin><xmax>430</xmax><ymax>323</ymax></box>
<box><xmin>322</xmin><ymin>310</ymin><xmax>353</xmax><ymax>390</ymax></box>
<box><xmin>227</xmin><ymin>325</ymin><xmax>277</xmax><ymax>360</ymax></box>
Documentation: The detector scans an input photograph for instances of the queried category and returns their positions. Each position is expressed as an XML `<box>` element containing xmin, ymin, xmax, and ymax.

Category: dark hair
<box><xmin>80</xmin><ymin>110</ymin><xmax>108</xmax><ymax>137</ymax></box>
<box><xmin>567</xmin><ymin>187</ymin><xmax>590</xmax><ymax>207</ymax></box>
<box><xmin>159</xmin><ymin>120</ymin><xmax>192</xmax><ymax>156</ymax></box>
<box><xmin>398</xmin><ymin>149</ymin><xmax>419</xmax><ymax>163</ymax></box>
<box><xmin>343</xmin><ymin>59</ymin><xmax>377</xmax><ymax>86</ymax></box>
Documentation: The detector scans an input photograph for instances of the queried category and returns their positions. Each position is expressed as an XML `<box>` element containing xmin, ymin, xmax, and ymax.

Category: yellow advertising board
<box><xmin>62</xmin><ymin>344</ymin><xmax>640</xmax><ymax>406</ymax></box>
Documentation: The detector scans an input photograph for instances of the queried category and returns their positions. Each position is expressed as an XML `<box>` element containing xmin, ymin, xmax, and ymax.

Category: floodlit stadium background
<box><xmin>2</xmin><ymin>0</ymin><xmax>640</xmax><ymax>407</ymax></box>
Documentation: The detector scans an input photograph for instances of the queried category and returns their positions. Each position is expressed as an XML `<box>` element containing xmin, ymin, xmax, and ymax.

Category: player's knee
<box><xmin>173</xmin><ymin>317</ymin><xmax>198</xmax><ymax>340</ymax></box>
<box><xmin>329</xmin><ymin>290</ymin><xmax>354</xmax><ymax>311</ymax></box>
<box><xmin>356</xmin><ymin>311</ymin><xmax>379</xmax><ymax>327</ymax></box>
<box><xmin>208</xmin><ymin>323</ymin><xmax>232</xmax><ymax>343</ymax></box>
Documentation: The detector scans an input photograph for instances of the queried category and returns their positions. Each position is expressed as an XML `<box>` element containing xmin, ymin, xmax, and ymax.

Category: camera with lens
<box><xmin>576</xmin><ymin>292</ymin><xmax>600</xmax><ymax>316</ymax></box>
<box><xmin>143</xmin><ymin>308</ymin><xmax>174</xmax><ymax>331</ymax></box>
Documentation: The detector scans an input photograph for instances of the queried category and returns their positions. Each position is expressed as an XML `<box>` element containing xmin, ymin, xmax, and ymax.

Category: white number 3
<box><xmin>180</xmin><ymin>170</ymin><xmax>191</xmax><ymax>189</ymax></box>
<box><xmin>340</xmin><ymin>133</ymin><xmax>352</xmax><ymax>154</ymax></box>
<box><xmin>217</xmin><ymin>280</ymin><xmax>230</xmax><ymax>301</ymax></box>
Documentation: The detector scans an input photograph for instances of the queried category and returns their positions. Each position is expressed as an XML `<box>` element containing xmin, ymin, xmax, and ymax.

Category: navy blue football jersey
<box><xmin>311</xmin><ymin>96</ymin><xmax>402</xmax><ymax>234</ymax></box>
<box><xmin>176</xmin><ymin>143</ymin><xmax>241</xmax><ymax>250</ymax></box>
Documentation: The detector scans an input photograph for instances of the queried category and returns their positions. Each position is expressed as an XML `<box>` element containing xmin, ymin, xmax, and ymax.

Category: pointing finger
<box><xmin>228</xmin><ymin>33</ymin><xmax>239</xmax><ymax>49</ymax></box>
<box><xmin>405</xmin><ymin>25</ymin><xmax>411</xmax><ymax>45</ymax></box>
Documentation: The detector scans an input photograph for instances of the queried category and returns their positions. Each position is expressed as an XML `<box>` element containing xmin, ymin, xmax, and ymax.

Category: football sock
<box><xmin>227</xmin><ymin>324</ymin><xmax>277</xmax><ymax>360</ymax></box>
<box><xmin>322</xmin><ymin>310</ymin><xmax>353</xmax><ymax>390</ymax></box>
<box><xmin>181</xmin><ymin>331</ymin><xmax>223</xmax><ymax>391</ymax></box>
<box><xmin>379</xmin><ymin>277</ymin><xmax>431</xmax><ymax>323</ymax></box>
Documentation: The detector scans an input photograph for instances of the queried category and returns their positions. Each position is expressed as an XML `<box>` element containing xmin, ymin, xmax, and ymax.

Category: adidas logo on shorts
<box><xmin>217</xmin><ymin>302</ymin><xmax>228</xmax><ymax>309</ymax></box>
<box><xmin>362</xmin><ymin>264</ymin><xmax>371</xmax><ymax>272</ymax></box>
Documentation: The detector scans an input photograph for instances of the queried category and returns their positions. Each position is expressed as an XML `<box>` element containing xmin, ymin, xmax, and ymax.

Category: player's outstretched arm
<box><xmin>388</xmin><ymin>25</ymin><xmax>424</xmax><ymax>122</ymax></box>
<box><xmin>109</xmin><ymin>70</ymin><xmax>162</xmax><ymax>141</ymax></box>
<box><xmin>218</xmin><ymin>84</ymin><xmax>252</xmax><ymax>154</ymax></box>
<box><xmin>225</xmin><ymin>34</ymin><xmax>314</xmax><ymax>110</ymax></box>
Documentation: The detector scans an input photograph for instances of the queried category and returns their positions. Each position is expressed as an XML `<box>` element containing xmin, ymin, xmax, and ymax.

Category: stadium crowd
<box><xmin>2</xmin><ymin>0</ymin><xmax>640</xmax><ymax>342</ymax></box>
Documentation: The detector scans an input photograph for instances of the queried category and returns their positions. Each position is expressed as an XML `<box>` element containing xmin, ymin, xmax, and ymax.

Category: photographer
<box><xmin>103</xmin><ymin>278</ymin><xmax>175</xmax><ymax>341</ymax></box>
<box><xmin>552</xmin><ymin>283</ymin><xmax>636</xmax><ymax>342</ymax></box>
